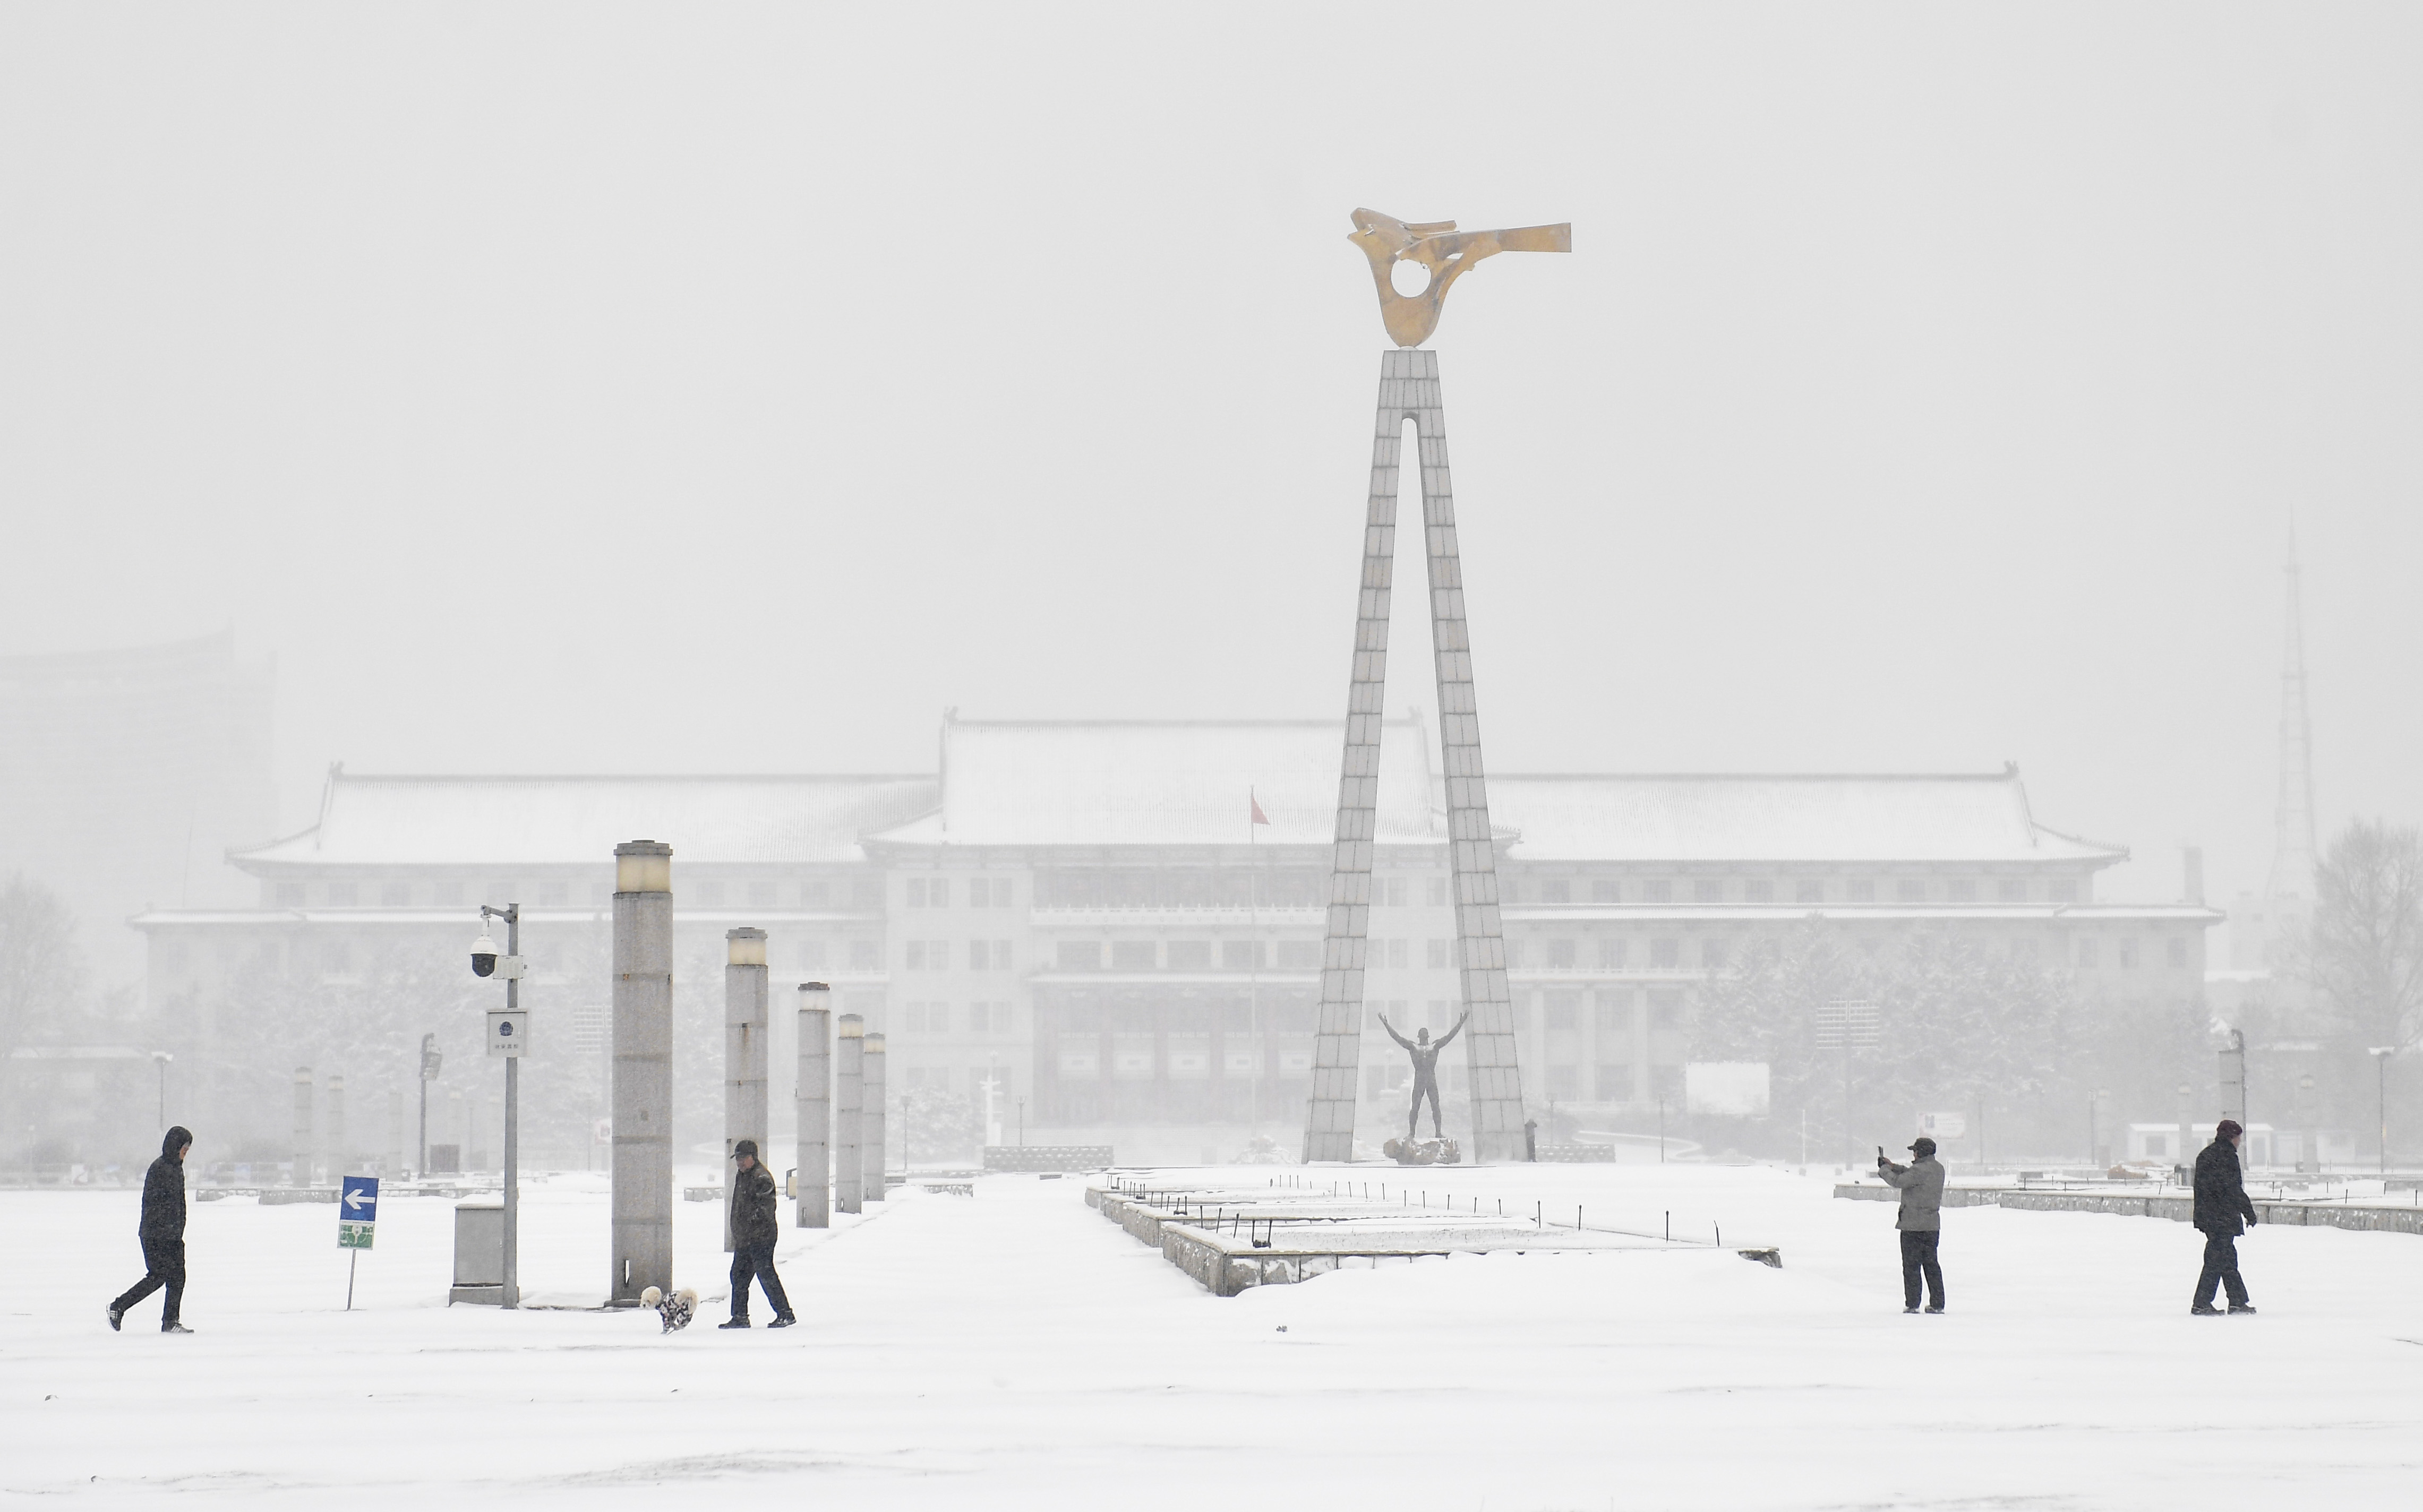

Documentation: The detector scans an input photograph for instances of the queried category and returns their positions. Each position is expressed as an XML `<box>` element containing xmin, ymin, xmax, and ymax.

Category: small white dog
<box><xmin>639</xmin><ymin>1285</ymin><xmax>698</xmax><ymax>1333</ymax></box>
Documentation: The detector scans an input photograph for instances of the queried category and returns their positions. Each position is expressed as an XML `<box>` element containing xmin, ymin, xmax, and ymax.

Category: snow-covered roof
<box><xmin>1488</xmin><ymin>771</ymin><xmax>2122</xmax><ymax>866</ymax></box>
<box><xmin>234</xmin><ymin>772</ymin><xmax>936</xmax><ymax>871</ymax></box>
<box><xmin>869</xmin><ymin>718</ymin><xmax>1442</xmax><ymax>849</ymax></box>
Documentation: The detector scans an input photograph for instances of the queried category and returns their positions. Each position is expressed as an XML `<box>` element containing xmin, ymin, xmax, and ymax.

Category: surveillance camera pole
<box><xmin>482</xmin><ymin>902</ymin><xmax>521</xmax><ymax>1309</ymax></box>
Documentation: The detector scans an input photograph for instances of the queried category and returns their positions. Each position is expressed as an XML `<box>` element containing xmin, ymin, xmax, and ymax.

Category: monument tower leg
<box><xmin>1303</xmin><ymin>349</ymin><xmax>1527</xmax><ymax>1162</ymax></box>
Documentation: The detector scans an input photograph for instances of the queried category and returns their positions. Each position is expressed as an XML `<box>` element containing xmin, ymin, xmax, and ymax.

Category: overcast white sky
<box><xmin>4</xmin><ymin>4</ymin><xmax>2418</xmax><ymax>917</ymax></box>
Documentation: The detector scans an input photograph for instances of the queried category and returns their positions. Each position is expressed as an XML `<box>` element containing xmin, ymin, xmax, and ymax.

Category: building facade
<box><xmin>133</xmin><ymin>716</ymin><xmax>2217</xmax><ymax>1157</ymax></box>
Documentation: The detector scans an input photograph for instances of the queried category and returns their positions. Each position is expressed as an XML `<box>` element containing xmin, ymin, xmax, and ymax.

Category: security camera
<box><xmin>470</xmin><ymin>926</ymin><xmax>500</xmax><ymax>978</ymax></box>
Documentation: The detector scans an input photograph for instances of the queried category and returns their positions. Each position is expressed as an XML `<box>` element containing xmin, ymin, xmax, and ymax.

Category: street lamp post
<box><xmin>151</xmin><ymin>1051</ymin><xmax>172</xmax><ymax>1131</ymax></box>
<box><xmin>2090</xmin><ymin>1087</ymin><xmax>2109</xmax><ymax>1170</ymax></box>
<box><xmin>418</xmin><ymin>1033</ymin><xmax>442</xmax><ymax>1175</ymax></box>
<box><xmin>2369</xmin><ymin>1047</ymin><xmax>2397</xmax><ymax>1176</ymax></box>
<box><xmin>472</xmin><ymin>904</ymin><xmax>525</xmax><ymax>1309</ymax></box>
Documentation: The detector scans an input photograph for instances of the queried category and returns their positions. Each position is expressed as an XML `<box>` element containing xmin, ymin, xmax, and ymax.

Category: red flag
<box><xmin>1250</xmin><ymin>791</ymin><xmax>1271</xmax><ymax>826</ymax></box>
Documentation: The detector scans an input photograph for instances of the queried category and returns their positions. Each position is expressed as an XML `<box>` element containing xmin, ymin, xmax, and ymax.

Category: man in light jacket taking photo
<box><xmin>1878</xmin><ymin>1135</ymin><xmax>1947</xmax><ymax>1314</ymax></box>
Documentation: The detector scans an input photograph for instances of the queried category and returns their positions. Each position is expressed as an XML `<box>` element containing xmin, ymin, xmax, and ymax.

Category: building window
<box><xmin>1795</xmin><ymin>880</ymin><xmax>1824</xmax><ymax>904</ymax></box>
<box><xmin>327</xmin><ymin>882</ymin><xmax>358</xmax><ymax>907</ymax></box>
<box><xmin>1896</xmin><ymin>880</ymin><xmax>1927</xmax><ymax>902</ymax></box>
<box><xmin>2049</xmin><ymin>880</ymin><xmax>2078</xmax><ymax>903</ymax></box>
<box><xmin>1595</xmin><ymin>992</ymin><xmax>1632</xmax><ymax>1030</ymax></box>
<box><xmin>1947</xmin><ymin>880</ymin><xmax>1977</xmax><ymax>903</ymax></box>
<box><xmin>2119</xmin><ymin>939</ymin><xmax>2141</xmax><ymax>969</ymax></box>
<box><xmin>1427</xmin><ymin>938</ymin><xmax>1450</xmax><ymax>969</ymax></box>
<box><xmin>1056</xmin><ymin>940</ymin><xmax>1102</xmax><ymax>972</ymax></box>
<box><xmin>2168</xmin><ymin>936</ymin><xmax>2189</xmax><ymax>969</ymax></box>
<box><xmin>929</xmin><ymin>879</ymin><xmax>951</xmax><ymax>907</ymax></box>
<box><xmin>1597</xmin><ymin>938</ymin><xmax>1628</xmax><ymax>969</ymax></box>
<box><xmin>1428</xmin><ymin>877</ymin><xmax>1449</xmax><ymax>907</ymax></box>
<box><xmin>1650</xmin><ymin>939</ymin><xmax>1679</xmax><ymax>969</ymax></box>
<box><xmin>1505</xmin><ymin>939</ymin><xmax>1527</xmax><ymax>968</ymax></box>
<box><xmin>906</xmin><ymin>879</ymin><xmax>926</xmax><ymax>908</ymax></box>
<box><xmin>905</xmin><ymin>940</ymin><xmax>926</xmax><ymax>970</ymax></box>
<box><xmin>1379</xmin><ymin>877</ymin><xmax>1408</xmax><ymax>907</ymax></box>
<box><xmin>1111</xmin><ymin>941</ymin><xmax>1157</xmax><ymax>971</ymax></box>
<box><xmin>1222</xmin><ymin>940</ymin><xmax>1265</xmax><ymax>970</ymax></box>
<box><xmin>1649</xmin><ymin>989</ymin><xmax>1682</xmax><ymax>1027</ymax></box>
<box><xmin>1703</xmin><ymin>939</ymin><xmax>1730</xmax><ymax>969</ymax></box>
<box><xmin>1381</xmin><ymin>938</ymin><xmax>1404</xmax><ymax>969</ymax></box>
<box><xmin>1540</xmin><ymin>879</ymin><xmax>1571</xmax><ymax>905</ymax></box>
<box><xmin>801</xmin><ymin>881</ymin><xmax>829</xmax><ymax>908</ymax></box>
<box><xmin>2076</xmin><ymin>937</ymin><xmax>2100</xmax><ymax>968</ymax></box>
<box><xmin>748</xmin><ymin>881</ymin><xmax>775</xmax><ymax>908</ymax></box>
<box><xmin>850</xmin><ymin>940</ymin><xmax>878</xmax><ymax>970</ymax></box>
<box><xmin>1596</xmin><ymin>1064</ymin><xmax>1633</xmax><ymax>1099</ymax></box>
<box><xmin>1998</xmin><ymin>880</ymin><xmax>2028</xmax><ymax>902</ymax></box>
<box><xmin>1642</xmin><ymin>881</ymin><xmax>1672</xmax><ymax>904</ymax></box>
<box><xmin>1848</xmin><ymin>881</ymin><xmax>1876</xmax><ymax>903</ymax></box>
<box><xmin>1168</xmin><ymin>940</ymin><xmax>1211</xmax><ymax>970</ymax></box>
<box><xmin>1545</xmin><ymin>992</ymin><xmax>1580</xmax><ymax>1030</ymax></box>
<box><xmin>1744</xmin><ymin>880</ymin><xmax>1773</xmax><ymax>904</ymax></box>
<box><xmin>1277</xmin><ymin>940</ymin><xmax>1320</xmax><ymax>970</ymax></box>
<box><xmin>381</xmin><ymin>882</ymin><xmax>411</xmax><ymax>907</ymax></box>
<box><xmin>1592</xmin><ymin>880</ymin><xmax>1621</xmax><ymax>904</ymax></box>
<box><xmin>1547</xmin><ymin>938</ymin><xmax>1576</xmax><ymax>969</ymax></box>
<box><xmin>1694</xmin><ymin>881</ymin><xmax>1724</xmax><ymax>903</ymax></box>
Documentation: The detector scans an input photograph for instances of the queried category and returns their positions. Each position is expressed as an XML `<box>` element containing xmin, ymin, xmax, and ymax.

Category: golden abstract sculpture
<box><xmin>1348</xmin><ymin>208</ymin><xmax>1572</xmax><ymax>347</ymax></box>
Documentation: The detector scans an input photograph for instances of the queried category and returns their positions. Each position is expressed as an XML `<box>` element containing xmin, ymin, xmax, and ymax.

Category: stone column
<box><xmin>326</xmin><ymin>1073</ymin><xmax>347</xmax><ymax>1179</ymax></box>
<box><xmin>863</xmin><ymin>1032</ymin><xmax>888</xmax><ymax>1202</ymax></box>
<box><xmin>292</xmin><ymin>1067</ymin><xmax>314</xmax><ymax>1186</ymax></box>
<box><xmin>1304</xmin><ymin>348</ymin><xmax>1526</xmax><ymax>1163</ymax></box>
<box><xmin>446</xmin><ymin>1089</ymin><xmax>463</xmax><ymax>1171</ymax></box>
<box><xmin>724</xmin><ymin>927</ymin><xmax>768</xmax><ymax>1251</ymax></box>
<box><xmin>796</xmin><ymin>984</ymin><xmax>831</xmax><ymax>1228</ymax></box>
<box><xmin>611</xmin><ymin>839</ymin><xmax>675</xmax><ymax>1305</ymax></box>
<box><xmin>835</xmin><ymin>1015</ymin><xmax>863</xmax><ymax>1215</ymax></box>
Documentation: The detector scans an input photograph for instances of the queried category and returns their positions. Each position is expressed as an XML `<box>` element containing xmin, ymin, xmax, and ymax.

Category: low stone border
<box><xmin>1835</xmin><ymin>1182</ymin><xmax>2423</xmax><ymax>1234</ymax></box>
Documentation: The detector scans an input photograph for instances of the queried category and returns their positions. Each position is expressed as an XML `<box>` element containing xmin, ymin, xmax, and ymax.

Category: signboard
<box><xmin>338</xmin><ymin>1175</ymin><xmax>379</xmax><ymax>1250</ymax></box>
<box><xmin>1814</xmin><ymin>1000</ymin><xmax>1880</xmax><ymax>1049</ymax></box>
<box><xmin>487</xmin><ymin>1008</ymin><xmax>529</xmax><ymax>1059</ymax></box>
<box><xmin>1919</xmin><ymin>1112</ymin><xmax>1966</xmax><ymax>1139</ymax></box>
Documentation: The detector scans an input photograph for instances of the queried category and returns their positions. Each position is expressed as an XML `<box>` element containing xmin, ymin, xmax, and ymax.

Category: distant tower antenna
<box><xmin>2265</xmin><ymin>526</ymin><xmax>2317</xmax><ymax>901</ymax></box>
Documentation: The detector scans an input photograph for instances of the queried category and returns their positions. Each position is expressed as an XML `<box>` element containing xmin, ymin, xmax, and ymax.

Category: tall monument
<box><xmin>1302</xmin><ymin>209</ymin><xmax>1569</xmax><ymax>1164</ymax></box>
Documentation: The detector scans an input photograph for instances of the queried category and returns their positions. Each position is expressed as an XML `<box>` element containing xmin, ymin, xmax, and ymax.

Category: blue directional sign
<box><xmin>338</xmin><ymin>1175</ymin><xmax>379</xmax><ymax>1250</ymax></box>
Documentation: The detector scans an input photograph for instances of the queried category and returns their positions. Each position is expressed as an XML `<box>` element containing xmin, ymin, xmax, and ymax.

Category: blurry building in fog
<box><xmin>0</xmin><ymin>631</ymin><xmax>275</xmax><ymax>984</ymax></box>
<box><xmin>134</xmin><ymin>714</ymin><xmax>2216</xmax><ymax>1150</ymax></box>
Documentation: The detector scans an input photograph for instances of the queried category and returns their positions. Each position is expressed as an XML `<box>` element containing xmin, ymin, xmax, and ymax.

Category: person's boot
<box><xmin>1903</xmin><ymin>1305</ymin><xmax>1920</xmax><ymax>1314</ymax></box>
<box><xmin>2190</xmin><ymin>1303</ymin><xmax>2222</xmax><ymax>1316</ymax></box>
<box><xmin>768</xmin><ymin>1315</ymin><xmax>795</xmax><ymax>1329</ymax></box>
<box><xmin>1924</xmin><ymin>1305</ymin><xmax>1945</xmax><ymax>1314</ymax></box>
<box><xmin>717</xmin><ymin>1317</ymin><xmax>751</xmax><ymax>1330</ymax></box>
<box><xmin>107</xmin><ymin>1304</ymin><xmax>123</xmax><ymax>1332</ymax></box>
<box><xmin>161</xmin><ymin>1322</ymin><xmax>193</xmax><ymax>1334</ymax></box>
<box><xmin>2229</xmin><ymin>1303</ymin><xmax>2258</xmax><ymax>1315</ymax></box>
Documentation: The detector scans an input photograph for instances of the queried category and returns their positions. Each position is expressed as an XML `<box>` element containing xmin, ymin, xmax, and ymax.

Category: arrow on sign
<box><xmin>345</xmin><ymin>1187</ymin><xmax>373</xmax><ymax>1210</ymax></box>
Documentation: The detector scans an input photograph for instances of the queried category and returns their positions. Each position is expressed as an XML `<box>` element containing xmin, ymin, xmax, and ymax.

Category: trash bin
<box><xmin>450</xmin><ymin>1199</ymin><xmax>508</xmax><ymax>1305</ymax></box>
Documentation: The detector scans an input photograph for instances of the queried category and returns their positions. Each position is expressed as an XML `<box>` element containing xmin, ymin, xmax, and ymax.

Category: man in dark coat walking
<box><xmin>720</xmin><ymin>1139</ymin><xmax>794</xmax><ymax>1329</ymax></box>
<box><xmin>2191</xmin><ymin>1118</ymin><xmax>2257</xmax><ymax>1315</ymax></box>
<box><xmin>1878</xmin><ymin>1136</ymin><xmax>1947</xmax><ymax>1313</ymax></box>
<box><xmin>109</xmin><ymin>1126</ymin><xmax>194</xmax><ymax>1334</ymax></box>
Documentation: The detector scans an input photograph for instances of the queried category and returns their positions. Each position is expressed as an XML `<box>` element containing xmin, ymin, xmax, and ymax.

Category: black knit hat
<box><xmin>732</xmin><ymin>1138</ymin><xmax>759</xmax><ymax>1159</ymax></box>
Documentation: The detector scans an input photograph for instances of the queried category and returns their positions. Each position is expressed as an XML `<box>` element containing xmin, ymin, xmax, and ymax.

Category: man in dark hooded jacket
<box><xmin>109</xmin><ymin>1127</ymin><xmax>194</xmax><ymax>1333</ymax></box>
<box><xmin>2191</xmin><ymin>1118</ymin><xmax>2257</xmax><ymax>1315</ymax></box>
<box><xmin>1878</xmin><ymin>1136</ymin><xmax>1947</xmax><ymax>1313</ymax></box>
<box><xmin>720</xmin><ymin>1139</ymin><xmax>794</xmax><ymax>1329</ymax></box>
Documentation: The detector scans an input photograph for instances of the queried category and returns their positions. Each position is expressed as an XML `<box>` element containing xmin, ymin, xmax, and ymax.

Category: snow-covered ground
<box><xmin>7</xmin><ymin>1161</ymin><xmax>2422</xmax><ymax>1509</ymax></box>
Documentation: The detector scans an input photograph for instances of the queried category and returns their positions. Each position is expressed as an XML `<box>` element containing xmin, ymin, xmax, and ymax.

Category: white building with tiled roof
<box><xmin>133</xmin><ymin>715</ymin><xmax>2216</xmax><ymax>1163</ymax></box>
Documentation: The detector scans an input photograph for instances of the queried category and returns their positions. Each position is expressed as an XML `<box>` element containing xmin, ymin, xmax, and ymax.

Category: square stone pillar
<box><xmin>835</xmin><ymin>1015</ymin><xmax>863</xmax><ymax>1214</ymax></box>
<box><xmin>292</xmin><ymin>1067</ymin><xmax>314</xmax><ymax>1186</ymax></box>
<box><xmin>795</xmin><ymin>984</ymin><xmax>831</xmax><ymax>1228</ymax></box>
<box><xmin>723</xmin><ymin>927</ymin><xmax>768</xmax><ymax>1251</ymax></box>
<box><xmin>611</xmin><ymin>840</ymin><xmax>674</xmax><ymax>1305</ymax></box>
<box><xmin>863</xmin><ymin>1032</ymin><xmax>888</xmax><ymax>1202</ymax></box>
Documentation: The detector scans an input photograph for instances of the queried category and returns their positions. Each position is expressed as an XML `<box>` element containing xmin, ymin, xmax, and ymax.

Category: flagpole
<box><xmin>1248</xmin><ymin>788</ymin><xmax>1260</xmax><ymax>1139</ymax></box>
